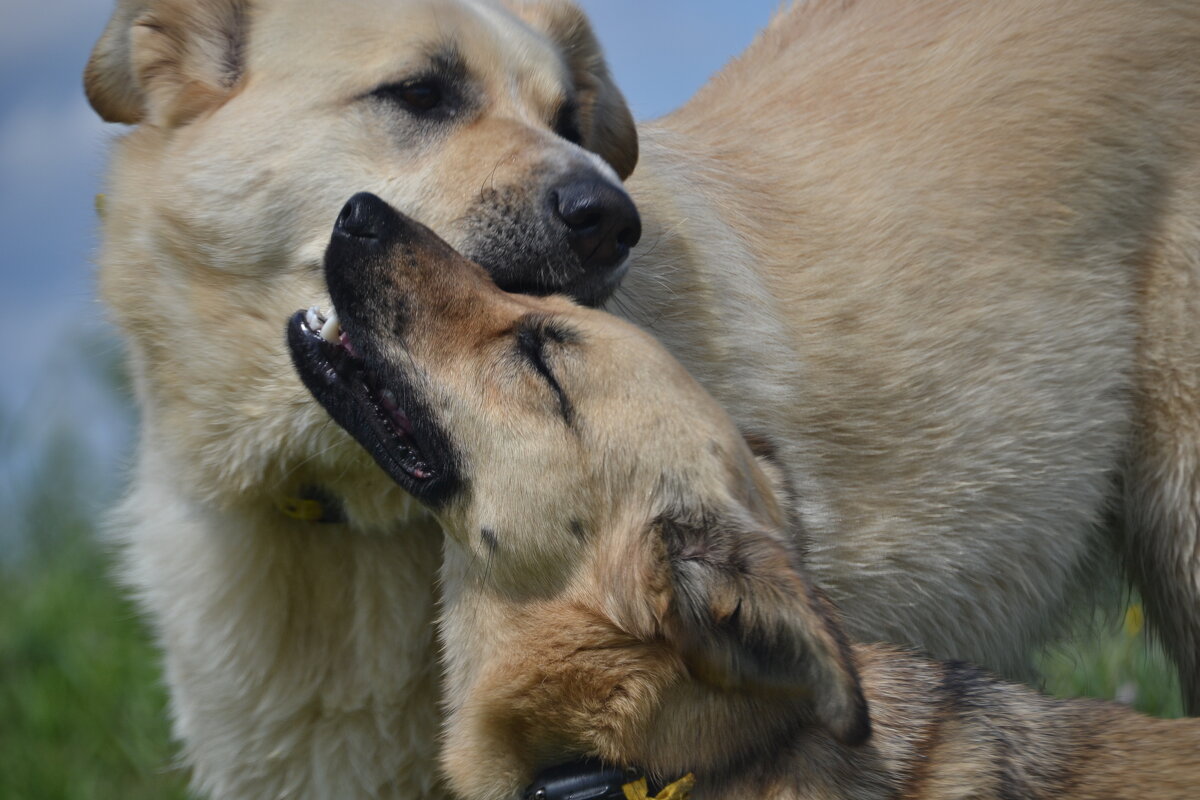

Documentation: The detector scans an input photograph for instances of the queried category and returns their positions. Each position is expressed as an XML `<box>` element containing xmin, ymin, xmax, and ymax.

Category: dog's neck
<box><xmin>614</xmin><ymin>126</ymin><xmax>804</xmax><ymax>441</ymax></box>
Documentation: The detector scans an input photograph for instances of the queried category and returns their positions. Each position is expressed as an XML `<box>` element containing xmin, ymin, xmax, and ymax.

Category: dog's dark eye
<box><xmin>375</xmin><ymin>81</ymin><xmax>443</xmax><ymax>113</ymax></box>
<box><xmin>553</xmin><ymin>101</ymin><xmax>583</xmax><ymax>145</ymax></box>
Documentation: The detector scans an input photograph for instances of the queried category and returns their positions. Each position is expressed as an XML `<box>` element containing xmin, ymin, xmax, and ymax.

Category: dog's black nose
<box><xmin>551</xmin><ymin>176</ymin><xmax>642</xmax><ymax>271</ymax></box>
<box><xmin>334</xmin><ymin>192</ymin><xmax>395</xmax><ymax>241</ymax></box>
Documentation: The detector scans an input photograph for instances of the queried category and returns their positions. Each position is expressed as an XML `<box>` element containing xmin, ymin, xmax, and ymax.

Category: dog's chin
<box><xmin>286</xmin><ymin>310</ymin><xmax>459</xmax><ymax>508</ymax></box>
<box><xmin>484</xmin><ymin>252</ymin><xmax>631</xmax><ymax>308</ymax></box>
<box><xmin>553</xmin><ymin>255</ymin><xmax>631</xmax><ymax>309</ymax></box>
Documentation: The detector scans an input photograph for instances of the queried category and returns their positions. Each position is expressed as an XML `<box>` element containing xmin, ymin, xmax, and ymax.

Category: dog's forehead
<box><xmin>251</xmin><ymin>0</ymin><xmax>568</xmax><ymax>98</ymax></box>
<box><xmin>467</xmin><ymin>3</ymin><xmax>572</xmax><ymax>103</ymax></box>
<box><xmin>569</xmin><ymin>309</ymin><xmax>747</xmax><ymax>440</ymax></box>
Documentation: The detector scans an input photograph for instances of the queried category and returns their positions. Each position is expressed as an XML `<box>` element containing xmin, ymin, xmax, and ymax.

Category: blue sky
<box><xmin>0</xmin><ymin>1</ymin><xmax>781</xmax><ymax>509</ymax></box>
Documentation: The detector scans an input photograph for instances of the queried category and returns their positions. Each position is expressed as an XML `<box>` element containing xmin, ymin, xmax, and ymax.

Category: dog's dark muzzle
<box><xmin>461</xmin><ymin>168</ymin><xmax>641</xmax><ymax>308</ymax></box>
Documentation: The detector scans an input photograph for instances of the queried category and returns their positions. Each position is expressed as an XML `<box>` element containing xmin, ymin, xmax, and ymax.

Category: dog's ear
<box><xmin>506</xmin><ymin>0</ymin><xmax>639</xmax><ymax>180</ymax></box>
<box><xmin>85</xmin><ymin>0</ymin><xmax>249</xmax><ymax>126</ymax></box>
<box><xmin>655</xmin><ymin>507</ymin><xmax>871</xmax><ymax>746</ymax></box>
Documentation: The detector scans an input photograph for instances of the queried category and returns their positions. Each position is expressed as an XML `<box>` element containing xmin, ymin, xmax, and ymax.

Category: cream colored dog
<box><xmin>85</xmin><ymin>0</ymin><xmax>1200</xmax><ymax>797</ymax></box>
<box><xmin>290</xmin><ymin>192</ymin><xmax>1200</xmax><ymax>800</ymax></box>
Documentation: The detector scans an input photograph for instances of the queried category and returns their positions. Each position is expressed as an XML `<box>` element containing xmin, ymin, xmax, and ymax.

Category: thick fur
<box><xmin>612</xmin><ymin>1</ymin><xmax>1200</xmax><ymax>699</ymax></box>
<box><xmin>85</xmin><ymin>0</ymin><xmax>1200</xmax><ymax>797</ymax></box>
<box><xmin>292</xmin><ymin>202</ymin><xmax>1200</xmax><ymax>800</ymax></box>
<box><xmin>89</xmin><ymin>0</ymin><xmax>635</xmax><ymax>796</ymax></box>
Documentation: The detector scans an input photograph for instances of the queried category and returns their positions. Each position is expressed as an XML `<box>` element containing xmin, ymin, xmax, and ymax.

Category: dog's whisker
<box><xmin>479</xmin><ymin>154</ymin><xmax>505</xmax><ymax>201</ymax></box>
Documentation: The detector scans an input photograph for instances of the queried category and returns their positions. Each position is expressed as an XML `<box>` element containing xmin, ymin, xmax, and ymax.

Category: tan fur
<box><xmin>291</xmin><ymin>202</ymin><xmax>1200</xmax><ymax>799</ymax></box>
<box><xmin>615</xmin><ymin>0</ymin><xmax>1200</xmax><ymax>697</ymax></box>
<box><xmin>85</xmin><ymin>0</ymin><xmax>1200</xmax><ymax>796</ymax></box>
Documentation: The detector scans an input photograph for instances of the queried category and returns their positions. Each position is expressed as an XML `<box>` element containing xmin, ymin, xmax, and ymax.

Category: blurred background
<box><xmin>0</xmin><ymin>1</ymin><xmax>1182</xmax><ymax>798</ymax></box>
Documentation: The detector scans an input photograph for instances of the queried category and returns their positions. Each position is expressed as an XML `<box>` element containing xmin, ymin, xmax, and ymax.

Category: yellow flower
<box><xmin>622</xmin><ymin>774</ymin><xmax>695</xmax><ymax>800</ymax></box>
<box><xmin>1124</xmin><ymin>604</ymin><xmax>1144</xmax><ymax>637</ymax></box>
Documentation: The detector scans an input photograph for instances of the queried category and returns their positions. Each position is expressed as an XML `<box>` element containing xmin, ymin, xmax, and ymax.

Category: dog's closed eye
<box><xmin>516</xmin><ymin>318</ymin><xmax>578</xmax><ymax>425</ymax></box>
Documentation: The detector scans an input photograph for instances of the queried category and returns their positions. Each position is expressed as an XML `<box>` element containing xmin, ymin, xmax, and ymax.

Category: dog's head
<box><xmin>289</xmin><ymin>194</ymin><xmax>870</xmax><ymax>798</ymax></box>
<box><xmin>88</xmin><ymin>0</ymin><xmax>641</xmax><ymax>511</ymax></box>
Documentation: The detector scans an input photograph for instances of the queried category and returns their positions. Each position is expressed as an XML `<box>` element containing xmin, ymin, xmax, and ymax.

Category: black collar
<box><xmin>523</xmin><ymin>760</ymin><xmax>642</xmax><ymax>800</ymax></box>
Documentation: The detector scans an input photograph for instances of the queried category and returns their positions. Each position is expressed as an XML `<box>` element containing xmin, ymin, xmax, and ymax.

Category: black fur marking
<box><xmin>480</xmin><ymin>527</ymin><xmax>498</xmax><ymax>553</ymax></box>
<box><xmin>939</xmin><ymin>662</ymin><xmax>1030</xmax><ymax>800</ymax></box>
<box><xmin>939</xmin><ymin>661</ymin><xmax>989</xmax><ymax>705</ymax></box>
<box><xmin>366</xmin><ymin>45</ymin><xmax>477</xmax><ymax>126</ymax></box>
<box><xmin>219</xmin><ymin>4</ymin><xmax>248</xmax><ymax>89</ymax></box>
<box><xmin>516</xmin><ymin>318</ymin><xmax>576</xmax><ymax>426</ymax></box>
<box><xmin>553</xmin><ymin>98</ymin><xmax>583</xmax><ymax>145</ymax></box>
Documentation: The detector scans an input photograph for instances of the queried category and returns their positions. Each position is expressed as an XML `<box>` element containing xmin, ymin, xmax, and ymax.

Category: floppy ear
<box><xmin>506</xmin><ymin>0</ymin><xmax>639</xmax><ymax>180</ymax></box>
<box><xmin>84</xmin><ymin>0</ymin><xmax>249</xmax><ymax>127</ymax></box>
<box><xmin>656</xmin><ymin>508</ymin><xmax>871</xmax><ymax>746</ymax></box>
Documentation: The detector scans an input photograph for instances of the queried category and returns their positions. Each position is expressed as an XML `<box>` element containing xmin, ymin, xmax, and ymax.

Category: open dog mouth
<box><xmin>286</xmin><ymin>305</ymin><xmax>458</xmax><ymax>505</ymax></box>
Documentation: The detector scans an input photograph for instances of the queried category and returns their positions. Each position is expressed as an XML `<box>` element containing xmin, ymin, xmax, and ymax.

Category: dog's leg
<box><xmin>1124</xmin><ymin>177</ymin><xmax>1200</xmax><ymax>714</ymax></box>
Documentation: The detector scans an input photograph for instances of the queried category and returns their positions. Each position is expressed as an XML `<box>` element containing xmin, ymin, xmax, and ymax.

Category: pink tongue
<box><xmin>378</xmin><ymin>391</ymin><xmax>414</xmax><ymax>434</ymax></box>
<box><xmin>339</xmin><ymin>330</ymin><xmax>358</xmax><ymax>357</ymax></box>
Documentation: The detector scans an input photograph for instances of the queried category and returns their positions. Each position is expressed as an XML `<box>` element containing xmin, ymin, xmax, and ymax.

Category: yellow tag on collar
<box><xmin>276</xmin><ymin>496</ymin><xmax>327</xmax><ymax>522</ymax></box>
<box><xmin>622</xmin><ymin>774</ymin><xmax>695</xmax><ymax>800</ymax></box>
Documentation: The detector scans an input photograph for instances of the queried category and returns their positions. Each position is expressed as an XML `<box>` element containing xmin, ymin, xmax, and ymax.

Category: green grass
<box><xmin>1038</xmin><ymin>605</ymin><xmax>1184</xmax><ymax>719</ymax></box>
<box><xmin>0</xmin><ymin>410</ymin><xmax>188</xmax><ymax>800</ymax></box>
<box><xmin>0</xmin><ymin>516</ymin><xmax>189</xmax><ymax>800</ymax></box>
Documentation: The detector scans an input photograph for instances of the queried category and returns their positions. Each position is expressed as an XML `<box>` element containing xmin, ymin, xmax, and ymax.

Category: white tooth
<box><xmin>320</xmin><ymin>308</ymin><xmax>341</xmax><ymax>343</ymax></box>
<box><xmin>305</xmin><ymin>307</ymin><xmax>322</xmax><ymax>331</ymax></box>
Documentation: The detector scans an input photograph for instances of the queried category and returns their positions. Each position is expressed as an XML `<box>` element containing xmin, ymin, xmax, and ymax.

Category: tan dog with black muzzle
<box><xmin>290</xmin><ymin>193</ymin><xmax>1200</xmax><ymax>800</ymax></box>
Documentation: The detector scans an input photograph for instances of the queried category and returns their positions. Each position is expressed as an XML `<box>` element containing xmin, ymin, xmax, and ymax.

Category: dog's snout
<box><xmin>551</xmin><ymin>177</ymin><xmax>642</xmax><ymax>271</ymax></box>
<box><xmin>335</xmin><ymin>192</ymin><xmax>395</xmax><ymax>241</ymax></box>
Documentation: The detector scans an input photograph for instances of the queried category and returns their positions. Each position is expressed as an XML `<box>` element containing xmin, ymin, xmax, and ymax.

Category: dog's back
<box><xmin>837</xmin><ymin>647</ymin><xmax>1200</xmax><ymax>800</ymax></box>
<box><xmin>617</xmin><ymin>0</ymin><xmax>1200</xmax><ymax>703</ymax></box>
